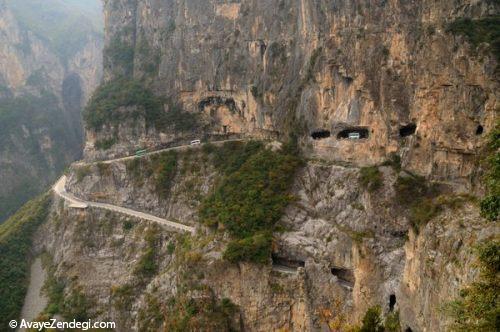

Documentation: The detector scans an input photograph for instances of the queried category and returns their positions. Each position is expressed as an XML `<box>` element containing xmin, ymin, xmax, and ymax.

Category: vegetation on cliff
<box><xmin>359</xmin><ymin>166</ymin><xmax>383</xmax><ymax>193</ymax></box>
<box><xmin>84</xmin><ymin>79</ymin><xmax>199</xmax><ymax>136</ymax></box>
<box><xmin>480</xmin><ymin>123</ymin><xmax>499</xmax><ymax>221</ymax></box>
<box><xmin>199</xmin><ymin>141</ymin><xmax>303</xmax><ymax>263</ymax></box>
<box><xmin>42</xmin><ymin>254</ymin><xmax>94</xmax><ymax>322</ymax></box>
<box><xmin>104</xmin><ymin>31</ymin><xmax>135</xmax><ymax>76</ymax></box>
<box><xmin>83</xmin><ymin>79</ymin><xmax>162</xmax><ymax>131</ymax></box>
<box><xmin>134</xmin><ymin>227</ymin><xmax>161</xmax><ymax>279</ymax></box>
<box><xmin>0</xmin><ymin>194</ymin><xmax>51</xmax><ymax>328</ymax></box>
<box><xmin>447</xmin><ymin>240</ymin><xmax>500</xmax><ymax>331</ymax></box>
<box><xmin>162</xmin><ymin>295</ymin><xmax>238</xmax><ymax>332</ymax></box>
<box><xmin>447</xmin><ymin>16</ymin><xmax>500</xmax><ymax>63</ymax></box>
<box><xmin>347</xmin><ymin>306</ymin><xmax>401</xmax><ymax>332</ymax></box>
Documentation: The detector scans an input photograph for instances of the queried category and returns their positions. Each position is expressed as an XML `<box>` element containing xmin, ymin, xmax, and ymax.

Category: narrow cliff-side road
<box><xmin>53</xmin><ymin>176</ymin><xmax>195</xmax><ymax>234</ymax></box>
<box><xmin>54</xmin><ymin>140</ymin><xmax>250</xmax><ymax>234</ymax></box>
<box><xmin>77</xmin><ymin>139</ymin><xmax>245</xmax><ymax>166</ymax></box>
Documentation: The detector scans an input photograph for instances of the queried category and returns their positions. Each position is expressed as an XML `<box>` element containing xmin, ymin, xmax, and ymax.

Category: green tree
<box><xmin>446</xmin><ymin>241</ymin><xmax>500</xmax><ymax>331</ymax></box>
<box><xmin>359</xmin><ymin>306</ymin><xmax>385</xmax><ymax>332</ymax></box>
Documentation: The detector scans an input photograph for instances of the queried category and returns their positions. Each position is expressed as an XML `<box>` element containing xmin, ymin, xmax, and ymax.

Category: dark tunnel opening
<box><xmin>337</xmin><ymin>128</ymin><xmax>369</xmax><ymax>140</ymax></box>
<box><xmin>331</xmin><ymin>267</ymin><xmax>355</xmax><ymax>288</ymax></box>
<box><xmin>311</xmin><ymin>129</ymin><xmax>331</xmax><ymax>140</ymax></box>
<box><xmin>476</xmin><ymin>125</ymin><xmax>484</xmax><ymax>136</ymax></box>
<box><xmin>198</xmin><ymin>96</ymin><xmax>238</xmax><ymax>113</ymax></box>
<box><xmin>405</xmin><ymin>328</ymin><xmax>413</xmax><ymax>332</ymax></box>
<box><xmin>389</xmin><ymin>294</ymin><xmax>396</xmax><ymax>311</ymax></box>
<box><xmin>272</xmin><ymin>255</ymin><xmax>305</xmax><ymax>269</ymax></box>
<box><xmin>399</xmin><ymin>123</ymin><xmax>417</xmax><ymax>137</ymax></box>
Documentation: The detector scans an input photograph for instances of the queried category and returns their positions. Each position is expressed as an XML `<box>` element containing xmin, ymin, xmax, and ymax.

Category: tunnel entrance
<box><xmin>399</xmin><ymin>123</ymin><xmax>416</xmax><ymax>137</ymax></box>
<box><xmin>476</xmin><ymin>125</ymin><xmax>484</xmax><ymax>136</ymax></box>
<box><xmin>311</xmin><ymin>129</ymin><xmax>331</xmax><ymax>140</ymax></box>
<box><xmin>272</xmin><ymin>255</ymin><xmax>305</xmax><ymax>269</ymax></box>
<box><xmin>331</xmin><ymin>267</ymin><xmax>355</xmax><ymax>289</ymax></box>
<box><xmin>199</xmin><ymin>96</ymin><xmax>245</xmax><ymax>135</ymax></box>
<box><xmin>198</xmin><ymin>96</ymin><xmax>238</xmax><ymax>113</ymax></box>
<box><xmin>389</xmin><ymin>294</ymin><xmax>396</xmax><ymax>311</ymax></box>
<box><xmin>337</xmin><ymin>128</ymin><xmax>369</xmax><ymax>140</ymax></box>
<box><xmin>405</xmin><ymin>328</ymin><xmax>413</xmax><ymax>332</ymax></box>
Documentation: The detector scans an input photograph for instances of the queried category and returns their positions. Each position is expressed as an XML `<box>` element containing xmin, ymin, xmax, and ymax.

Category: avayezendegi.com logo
<box><xmin>9</xmin><ymin>318</ymin><xmax>116</xmax><ymax>330</ymax></box>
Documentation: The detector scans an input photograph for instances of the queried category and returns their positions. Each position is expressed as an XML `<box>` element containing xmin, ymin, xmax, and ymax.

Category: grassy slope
<box><xmin>0</xmin><ymin>194</ymin><xmax>51</xmax><ymax>329</ymax></box>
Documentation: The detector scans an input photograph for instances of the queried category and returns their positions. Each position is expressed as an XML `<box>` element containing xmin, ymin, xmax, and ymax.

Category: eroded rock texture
<box><xmin>89</xmin><ymin>0</ymin><xmax>499</xmax><ymax>192</ymax></box>
<box><xmin>39</xmin><ymin>154</ymin><xmax>497</xmax><ymax>331</ymax></box>
<box><xmin>33</xmin><ymin>0</ymin><xmax>499</xmax><ymax>331</ymax></box>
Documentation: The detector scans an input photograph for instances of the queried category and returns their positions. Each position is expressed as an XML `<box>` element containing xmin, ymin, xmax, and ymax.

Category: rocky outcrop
<box><xmin>69</xmin><ymin>146</ymin><xmax>218</xmax><ymax>226</ymax></box>
<box><xmin>20</xmin><ymin>0</ymin><xmax>499</xmax><ymax>331</ymax></box>
<box><xmin>38</xmin><ymin>152</ymin><xmax>497</xmax><ymax>331</ymax></box>
<box><xmin>90</xmin><ymin>0</ymin><xmax>499</xmax><ymax>192</ymax></box>
<box><xmin>0</xmin><ymin>1</ymin><xmax>103</xmax><ymax>222</ymax></box>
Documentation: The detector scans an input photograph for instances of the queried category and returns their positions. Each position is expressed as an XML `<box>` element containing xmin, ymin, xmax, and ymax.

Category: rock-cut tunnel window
<box><xmin>399</xmin><ymin>123</ymin><xmax>417</xmax><ymax>137</ymax></box>
<box><xmin>337</xmin><ymin>128</ymin><xmax>369</xmax><ymax>140</ymax></box>
<box><xmin>331</xmin><ymin>266</ymin><xmax>355</xmax><ymax>287</ymax></box>
<box><xmin>311</xmin><ymin>129</ymin><xmax>331</xmax><ymax>140</ymax></box>
<box><xmin>476</xmin><ymin>125</ymin><xmax>484</xmax><ymax>136</ymax></box>
<box><xmin>272</xmin><ymin>255</ymin><xmax>305</xmax><ymax>269</ymax></box>
<box><xmin>389</xmin><ymin>294</ymin><xmax>396</xmax><ymax>311</ymax></box>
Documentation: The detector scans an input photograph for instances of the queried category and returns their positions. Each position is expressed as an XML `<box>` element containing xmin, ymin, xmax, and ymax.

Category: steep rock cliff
<box><xmin>14</xmin><ymin>0</ymin><xmax>499</xmax><ymax>331</ymax></box>
<box><xmin>34</xmin><ymin>144</ymin><xmax>497</xmax><ymax>331</ymax></box>
<box><xmin>87</xmin><ymin>0</ymin><xmax>499</xmax><ymax>193</ymax></box>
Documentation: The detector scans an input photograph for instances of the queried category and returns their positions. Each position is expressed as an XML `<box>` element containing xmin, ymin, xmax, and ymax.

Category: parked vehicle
<box><xmin>135</xmin><ymin>149</ymin><xmax>148</xmax><ymax>156</ymax></box>
<box><xmin>190</xmin><ymin>139</ymin><xmax>201</xmax><ymax>145</ymax></box>
<box><xmin>348</xmin><ymin>132</ymin><xmax>361</xmax><ymax>140</ymax></box>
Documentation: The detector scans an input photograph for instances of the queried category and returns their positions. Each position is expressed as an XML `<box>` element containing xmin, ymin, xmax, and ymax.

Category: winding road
<box><xmin>76</xmin><ymin>138</ymin><xmax>244</xmax><ymax>166</ymax></box>
<box><xmin>53</xmin><ymin>176</ymin><xmax>195</xmax><ymax>234</ymax></box>
<box><xmin>52</xmin><ymin>140</ymin><xmax>246</xmax><ymax>234</ymax></box>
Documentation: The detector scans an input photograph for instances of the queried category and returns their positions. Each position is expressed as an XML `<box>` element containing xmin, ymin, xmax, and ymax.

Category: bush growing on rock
<box><xmin>359</xmin><ymin>166</ymin><xmax>383</xmax><ymax>192</ymax></box>
<box><xmin>480</xmin><ymin>123</ymin><xmax>499</xmax><ymax>222</ymax></box>
<box><xmin>446</xmin><ymin>241</ymin><xmax>500</xmax><ymax>331</ymax></box>
<box><xmin>84</xmin><ymin>79</ymin><xmax>199</xmax><ymax>134</ymax></box>
<box><xmin>199</xmin><ymin>141</ymin><xmax>303</xmax><ymax>264</ymax></box>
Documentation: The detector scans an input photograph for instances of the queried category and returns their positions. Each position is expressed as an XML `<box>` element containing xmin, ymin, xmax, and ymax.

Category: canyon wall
<box><xmin>36</xmin><ymin>144</ymin><xmax>496</xmax><ymax>331</ymax></box>
<box><xmin>18</xmin><ymin>0</ymin><xmax>499</xmax><ymax>331</ymax></box>
<box><xmin>89</xmin><ymin>0</ymin><xmax>499</xmax><ymax>191</ymax></box>
<box><xmin>0</xmin><ymin>0</ymin><xmax>103</xmax><ymax>222</ymax></box>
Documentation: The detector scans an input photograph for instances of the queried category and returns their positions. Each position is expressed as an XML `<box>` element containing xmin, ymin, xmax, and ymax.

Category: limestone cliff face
<box><xmin>38</xmin><ymin>150</ymin><xmax>496</xmax><ymax>331</ymax></box>
<box><xmin>0</xmin><ymin>1</ymin><xmax>103</xmax><ymax>222</ymax></box>
<box><xmin>29</xmin><ymin>0</ymin><xmax>499</xmax><ymax>331</ymax></box>
<box><xmin>90</xmin><ymin>0</ymin><xmax>499</xmax><ymax>191</ymax></box>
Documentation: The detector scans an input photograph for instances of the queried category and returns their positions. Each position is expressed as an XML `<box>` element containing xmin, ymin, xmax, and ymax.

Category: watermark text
<box><xmin>9</xmin><ymin>318</ymin><xmax>116</xmax><ymax>331</ymax></box>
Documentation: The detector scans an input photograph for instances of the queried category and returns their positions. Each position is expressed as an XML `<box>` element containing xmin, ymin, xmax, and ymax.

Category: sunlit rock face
<box><xmin>97</xmin><ymin>0</ymin><xmax>498</xmax><ymax>191</ymax></box>
<box><xmin>32</xmin><ymin>1</ymin><xmax>498</xmax><ymax>331</ymax></box>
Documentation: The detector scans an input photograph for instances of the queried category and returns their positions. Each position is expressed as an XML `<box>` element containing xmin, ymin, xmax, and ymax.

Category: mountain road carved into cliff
<box><xmin>77</xmin><ymin>139</ymin><xmax>245</xmax><ymax>166</ymax></box>
<box><xmin>53</xmin><ymin>176</ymin><xmax>195</xmax><ymax>234</ymax></box>
<box><xmin>53</xmin><ymin>140</ymin><xmax>249</xmax><ymax>234</ymax></box>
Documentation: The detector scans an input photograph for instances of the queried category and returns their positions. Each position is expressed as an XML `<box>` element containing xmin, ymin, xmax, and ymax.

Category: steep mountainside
<box><xmin>2</xmin><ymin>0</ymin><xmax>498</xmax><ymax>331</ymax></box>
<box><xmin>0</xmin><ymin>0</ymin><xmax>103</xmax><ymax>222</ymax></box>
<box><xmin>87</xmin><ymin>0</ymin><xmax>498</xmax><ymax>192</ymax></box>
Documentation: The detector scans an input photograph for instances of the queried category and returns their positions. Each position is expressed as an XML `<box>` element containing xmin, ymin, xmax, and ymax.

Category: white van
<box><xmin>348</xmin><ymin>132</ymin><xmax>361</xmax><ymax>140</ymax></box>
<box><xmin>190</xmin><ymin>139</ymin><xmax>201</xmax><ymax>145</ymax></box>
